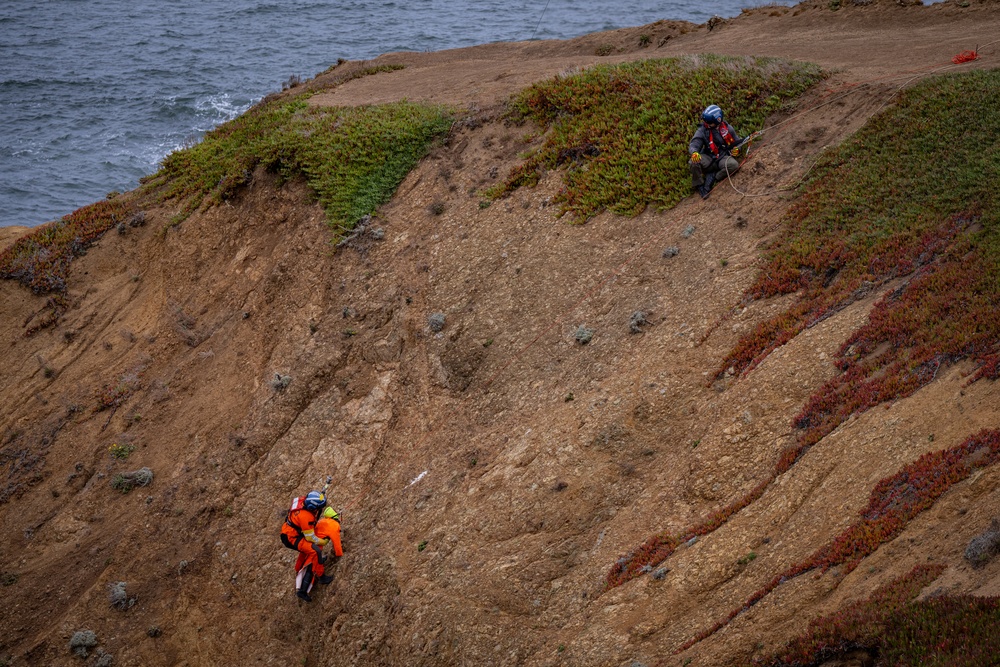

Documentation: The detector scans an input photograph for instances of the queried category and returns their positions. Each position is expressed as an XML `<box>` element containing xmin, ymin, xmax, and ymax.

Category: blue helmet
<box><xmin>702</xmin><ymin>105</ymin><xmax>724</xmax><ymax>125</ymax></box>
<box><xmin>303</xmin><ymin>491</ymin><xmax>326</xmax><ymax>511</ymax></box>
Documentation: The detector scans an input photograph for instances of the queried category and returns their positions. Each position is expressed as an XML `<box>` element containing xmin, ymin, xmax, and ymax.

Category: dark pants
<box><xmin>690</xmin><ymin>154</ymin><xmax>739</xmax><ymax>187</ymax></box>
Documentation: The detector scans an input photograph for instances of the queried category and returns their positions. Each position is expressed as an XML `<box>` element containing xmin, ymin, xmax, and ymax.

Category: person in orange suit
<box><xmin>314</xmin><ymin>506</ymin><xmax>344</xmax><ymax>582</ymax></box>
<box><xmin>280</xmin><ymin>490</ymin><xmax>328</xmax><ymax>602</ymax></box>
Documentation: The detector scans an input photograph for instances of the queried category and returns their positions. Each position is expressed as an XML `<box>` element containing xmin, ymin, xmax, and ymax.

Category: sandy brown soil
<box><xmin>0</xmin><ymin>226</ymin><xmax>30</xmax><ymax>253</ymax></box>
<box><xmin>1</xmin><ymin>1</ymin><xmax>1000</xmax><ymax>665</ymax></box>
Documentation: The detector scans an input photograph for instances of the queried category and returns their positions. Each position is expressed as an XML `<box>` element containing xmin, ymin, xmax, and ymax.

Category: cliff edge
<box><xmin>2</xmin><ymin>1</ymin><xmax>1000</xmax><ymax>665</ymax></box>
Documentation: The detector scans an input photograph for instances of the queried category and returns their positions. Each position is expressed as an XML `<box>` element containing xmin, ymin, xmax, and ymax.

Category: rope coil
<box><xmin>953</xmin><ymin>50</ymin><xmax>978</xmax><ymax>64</ymax></box>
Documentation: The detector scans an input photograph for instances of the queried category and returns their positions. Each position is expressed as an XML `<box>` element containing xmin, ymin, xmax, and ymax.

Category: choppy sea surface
<box><xmin>1</xmin><ymin>0</ymin><xmax>793</xmax><ymax>228</ymax></box>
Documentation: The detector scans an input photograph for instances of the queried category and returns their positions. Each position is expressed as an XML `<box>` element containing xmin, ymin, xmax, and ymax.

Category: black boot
<box><xmin>296</xmin><ymin>566</ymin><xmax>314</xmax><ymax>602</ymax></box>
<box><xmin>699</xmin><ymin>171</ymin><xmax>717</xmax><ymax>199</ymax></box>
<box><xmin>318</xmin><ymin>574</ymin><xmax>334</xmax><ymax>585</ymax></box>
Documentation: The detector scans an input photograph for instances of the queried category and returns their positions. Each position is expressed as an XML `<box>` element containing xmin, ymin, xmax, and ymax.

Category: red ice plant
<box><xmin>0</xmin><ymin>198</ymin><xmax>134</xmax><ymax>295</ymax></box>
<box><xmin>0</xmin><ymin>197</ymin><xmax>136</xmax><ymax>335</ymax></box>
<box><xmin>95</xmin><ymin>370</ymin><xmax>144</xmax><ymax>414</ymax></box>
<box><xmin>675</xmin><ymin>429</ymin><xmax>1000</xmax><ymax>652</ymax></box>
<box><xmin>763</xmin><ymin>563</ymin><xmax>1000</xmax><ymax>666</ymax></box>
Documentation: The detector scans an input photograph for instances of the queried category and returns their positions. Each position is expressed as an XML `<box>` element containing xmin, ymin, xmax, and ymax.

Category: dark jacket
<box><xmin>688</xmin><ymin>121</ymin><xmax>743</xmax><ymax>162</ymax></box>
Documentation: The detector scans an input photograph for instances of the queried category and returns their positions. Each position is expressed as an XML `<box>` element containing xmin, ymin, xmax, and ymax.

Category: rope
<box><xmin>321</xmin><ymin>36</ymin><xmax>1000</xmax><ymax>594</ymax></box>
<box><xmin>720</xmin><ymin>45</ymin><xmax>989</xmax><ymax>199</ymax></box>
<box><xmin>953</xmin><ymin>49</ymin><xmax>978</xmax><ymax>64</ymax></box>
<box><xmin>342</xmin><ymin>41</ymin><xmax>991</xmax><ymax>516</ymax></box>
<box><xmin>529</xmin><ymin>0</ymin><xmax>553</xmax><ymax>41</ymax></box>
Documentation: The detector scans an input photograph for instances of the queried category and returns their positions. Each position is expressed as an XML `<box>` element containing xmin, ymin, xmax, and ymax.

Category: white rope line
<box><xmin>720</xmin><ymin>48</ymin><xmax>990</xmax><ymax>199</ymax></box>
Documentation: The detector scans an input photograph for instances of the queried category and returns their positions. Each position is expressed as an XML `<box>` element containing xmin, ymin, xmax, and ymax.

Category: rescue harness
<box><xmin>706</xmin><ymin>121</ymin><xmax>738</xmax><ymax>157</ymax></box>
<box><xmin>281</xmin><ymin>497</ymin><xmax>313</xmax><ymax>550</ymax></box>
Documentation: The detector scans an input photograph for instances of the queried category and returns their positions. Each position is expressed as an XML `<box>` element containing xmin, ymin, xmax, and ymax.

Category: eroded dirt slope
<box><xmin>2</xmin><ymin>1</ymin><xmax>1000</xmax><ymax>665</ymax></box>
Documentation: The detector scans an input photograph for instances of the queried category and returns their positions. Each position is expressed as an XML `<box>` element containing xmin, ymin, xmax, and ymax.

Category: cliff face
<box><xmin>2</xmin><ymin>2</ymin><xmax>1000</xmax><ymax>665</ymax></box>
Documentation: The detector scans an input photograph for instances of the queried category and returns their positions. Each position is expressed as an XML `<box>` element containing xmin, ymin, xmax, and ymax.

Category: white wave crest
<box><xmin>196</xmin><ymin>93</ymin><xmax>251</xmax><ymax>125</ymax></box>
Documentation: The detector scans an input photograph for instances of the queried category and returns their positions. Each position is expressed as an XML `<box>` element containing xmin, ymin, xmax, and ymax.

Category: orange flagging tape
<box><xmin>953</xmin><ymin>50</ymin><xmax>979</xmax><ymax>64</ymax></box>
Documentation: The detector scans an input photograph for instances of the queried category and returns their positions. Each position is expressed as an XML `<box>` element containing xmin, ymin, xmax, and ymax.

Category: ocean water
<box><xmin>0</xmin><ymin>0</ymin><xmax>790</xmax><ymax>228</ymax></box>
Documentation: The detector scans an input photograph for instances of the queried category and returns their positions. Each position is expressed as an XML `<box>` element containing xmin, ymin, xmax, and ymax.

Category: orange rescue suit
<box><xmin>281</xmin><ymin>497</ymin><xmax>326</xmax><ymax>578</ymax></box>
<box><xmin>315</xmin><ymin>516</ymin><xmax>343</xmax><ymax>557</ymax></box>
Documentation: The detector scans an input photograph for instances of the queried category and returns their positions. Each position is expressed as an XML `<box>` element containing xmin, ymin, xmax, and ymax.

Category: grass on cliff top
<box><xmin>0</xmin><ymin>72</ymin><xmax>451</xmax><ymax>334</ymax></box>
<box><xmin>143</xmin><ymin>95</ymin><xmax>453</xmax><ymax>232</ymax></box>
<box><xmin>489</xmin><ymin>54</ymin><xmax>824</xmax><ymax>220</ymax></box>
<box><xmin>2</xmin><ymin>88</ymin><xmax>450</xmax><ymax>308</ymax></box>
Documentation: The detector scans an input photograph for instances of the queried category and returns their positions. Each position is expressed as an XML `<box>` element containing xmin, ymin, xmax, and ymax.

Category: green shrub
<box><xmin>111</xmin><ymin>467</ymin><xmax>153</xmax><ymax>494</ymax></box>
<box><xmin>146</xmin><ymin>97</ymin><xmax>453</xmax><ymax>236</ymax></box>
<box><xmin>965</xmin><ymin>519</ymin><xmax>1000</xmax><ymax>568</ymax></box>
<box><xmin>69</xmin><ymin>630</ymin><xmax>98</xmax><ymax>658</ymax></box>
<box><xmin>270</xmin><ymin>373</ymin><xmax>292</xmax><ymax>391</ymax></box>
<box><xmin>108</xmin><ymin>443</ymin><xmax>135</xmax><ymax>459</ymax></box>
<box><xmin>109</xmin><ymin>580</ymin><xmax>137</xmax><ymax>610</ymax></box>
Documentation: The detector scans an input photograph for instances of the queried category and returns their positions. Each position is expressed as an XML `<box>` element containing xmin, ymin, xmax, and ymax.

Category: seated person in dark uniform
<box><xmin>689</xmin><ymin>104</ymin><xmax>743</xmax><ymax>200</ymax></box>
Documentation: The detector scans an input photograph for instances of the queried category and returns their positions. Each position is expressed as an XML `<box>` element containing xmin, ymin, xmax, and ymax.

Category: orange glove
<box><xmin>731</xmin><ymin>147</ymin><xmax>741</xmax><ymax>157</ymax></box>
<box><xmin>690</xmin><ymin>152</ymin><xmax>701</xmax><ymax>163</ymax></box>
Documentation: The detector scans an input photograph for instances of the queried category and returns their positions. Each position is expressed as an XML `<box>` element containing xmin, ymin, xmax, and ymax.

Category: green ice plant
<box><xmin>147</xmin><ymin>96</ymin><xmax>453</xmax><ymax>234</ymax></box>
